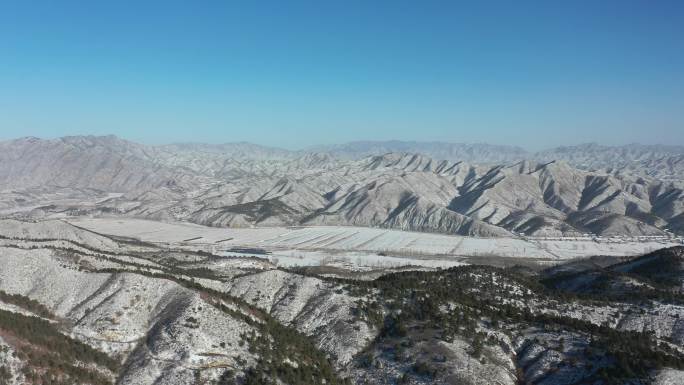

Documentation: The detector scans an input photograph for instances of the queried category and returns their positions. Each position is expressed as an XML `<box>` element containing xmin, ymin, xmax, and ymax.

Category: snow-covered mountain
<box><xmin>313</xmin><ymin>140</ymin><xmax>684</xmax><ymax>181</ymax></box>
<box><xmin>0</xmin><ymin>136</ymin><xmax>208</xmax><ymax>193</ymax></box>
<box><xmin>1</xmin><ymin>136</ymin><xmax>683</xmax><ymax>237</ymax></box>
<box><xmin>536</xmin><ymin>143</ymin><xmax>684</xmax><ymax>170</ymax></box>
<box><xmin>0</xmin><ymin>136</ymin><xmax>682</xmax><ymax>382</ymax></box>
<box><xmin>307</xmin><ymin>140</ymin><xmax>529</xmax><ymax>164</ymax></box>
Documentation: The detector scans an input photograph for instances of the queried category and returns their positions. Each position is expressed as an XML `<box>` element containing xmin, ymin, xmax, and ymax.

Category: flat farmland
<box><xmin>68</xmin><ymin>217</ymin><xmax>679</xmax><ymax>263</ymax></box>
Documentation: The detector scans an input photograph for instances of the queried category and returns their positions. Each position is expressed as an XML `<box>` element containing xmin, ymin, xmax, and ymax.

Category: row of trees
<box><xmin>0</xmin><ymin>290</ymin><xmax>54</xmax><ymax>319</ymax></box>
<box><xmin>0</xmin><ymin>308</ymin><xmax>118</xmax><ymax>385</ymax></box>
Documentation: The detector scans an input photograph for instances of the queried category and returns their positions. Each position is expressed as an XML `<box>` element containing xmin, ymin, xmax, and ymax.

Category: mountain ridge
<box><xmin>1</xmin><ymin>135</ymin><xmax>683</xmax><ymax>237</ymax></box>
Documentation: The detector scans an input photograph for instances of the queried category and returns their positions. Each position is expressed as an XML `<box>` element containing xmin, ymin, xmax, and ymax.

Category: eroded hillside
<box><xmin>0</xmin><ymin>219</ymin><xmax>682</xmax><ymax>384</ymax></box>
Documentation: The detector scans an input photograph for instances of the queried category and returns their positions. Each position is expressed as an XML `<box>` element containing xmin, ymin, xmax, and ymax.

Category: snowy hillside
<box><xmin>1</xmin><ymin>136</ymin><xmax>683</xmax><ymax>238</ymax></box>
<box><xmin>0</xmin><ymin>219</ymin><xmax>681</xmax><ymax>384</ymax></box>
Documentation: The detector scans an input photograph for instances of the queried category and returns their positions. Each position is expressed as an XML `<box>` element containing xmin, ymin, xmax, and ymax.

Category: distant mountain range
<box><xmin>174</xmin><ymin>139</ymin><xmax>684</xmax><ymax>181</ymax></box>
<box><xmin>1</xmin><ymin>135</ymin><xmax>683</xmax><ymax>237</ymax></box>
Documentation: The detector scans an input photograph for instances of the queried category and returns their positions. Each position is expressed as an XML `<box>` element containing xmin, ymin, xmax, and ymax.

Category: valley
<box><xmin>67</xmin><ymin>217</ymin><xmax>681</xmax><ymax>271</ymax></box>
<box><xmin>3</xmin><ymin>1</ymin><xmax>683</xmax><ymax>382</ymax></box>
<box><xmin>0</xmin><ymin>136</ymin><xmax>683</xmax><ymax>384</ymax></box>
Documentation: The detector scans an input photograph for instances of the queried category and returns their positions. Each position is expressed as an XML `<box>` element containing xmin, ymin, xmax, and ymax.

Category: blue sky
<box><xmin>0</xmin><ymin>0</ymin><xmax>682</xmax><ymax>149</ymax></box>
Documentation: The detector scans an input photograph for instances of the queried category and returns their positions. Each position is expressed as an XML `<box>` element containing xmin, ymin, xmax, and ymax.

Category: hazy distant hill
<box><xmin>0</xmin><ymin>136</ymin><xmax>206</xmax><ymax>193</ymax></box>
<box><xmin>536</xmin><ymin>143</ymin><xmax>684</xmax><ymax>168</ymax></box>
<box><xmin>310</xmin><ymin>140</ymin><xmax>684</xmax><ymax>181</ymax></box>
<box><xmin>307</xmin><ymin>140</ymin><xmax>529</xmax><ymax>163</ymax></box>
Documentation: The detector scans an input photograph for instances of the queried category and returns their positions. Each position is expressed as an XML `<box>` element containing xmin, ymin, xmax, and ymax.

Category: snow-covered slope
<box><xmin>1</xmin><ymin>136</ymin><xmax>683</xmax><ymax>237</ymax></box>
<box><xmin>0</xmin><ymin>219</ymin><xmax>682</xmax><ymax>384</ymax></box>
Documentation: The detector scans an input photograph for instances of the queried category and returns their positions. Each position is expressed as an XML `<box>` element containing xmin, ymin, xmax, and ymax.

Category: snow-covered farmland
<box><xmin>67</xmin><ymin>218</ymin><xmax>679</xmax><ymax>268</ymax></box>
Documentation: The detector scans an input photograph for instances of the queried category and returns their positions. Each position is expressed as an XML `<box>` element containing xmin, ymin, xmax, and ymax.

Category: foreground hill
<box><xmin>1</xmin><ymin>136</ymin><xmax>683</xmax><ymax>237</ymax></box>
<box><xmin>0</xmin><ymin>219</ymin><xmax>682</xmax><ymax>384</ymax></box>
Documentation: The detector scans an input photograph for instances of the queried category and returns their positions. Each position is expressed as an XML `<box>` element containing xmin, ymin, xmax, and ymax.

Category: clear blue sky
<box><xmin>1</xmin><ymin>0</ymin><xmax>682</xmax><ymax>149</ymax></box>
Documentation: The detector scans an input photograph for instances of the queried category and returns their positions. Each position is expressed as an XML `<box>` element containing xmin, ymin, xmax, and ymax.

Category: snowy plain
<box><xmin>67</xmin><ymin>217</ymin><xmax>681</xmax><ymax>269</ymax></box>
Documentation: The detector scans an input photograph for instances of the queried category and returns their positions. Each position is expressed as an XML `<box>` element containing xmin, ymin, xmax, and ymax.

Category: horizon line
<box><xmin>3</xmin><ymin>134</ymin><xmax>684</xmax><ymax>154</ymax></box>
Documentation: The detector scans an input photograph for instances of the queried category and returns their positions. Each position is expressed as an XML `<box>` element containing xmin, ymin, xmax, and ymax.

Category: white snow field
<box><xmin>68</xmin><ymin>217</ymin><xmax>680</xmax><ymax>268</ymax></box>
